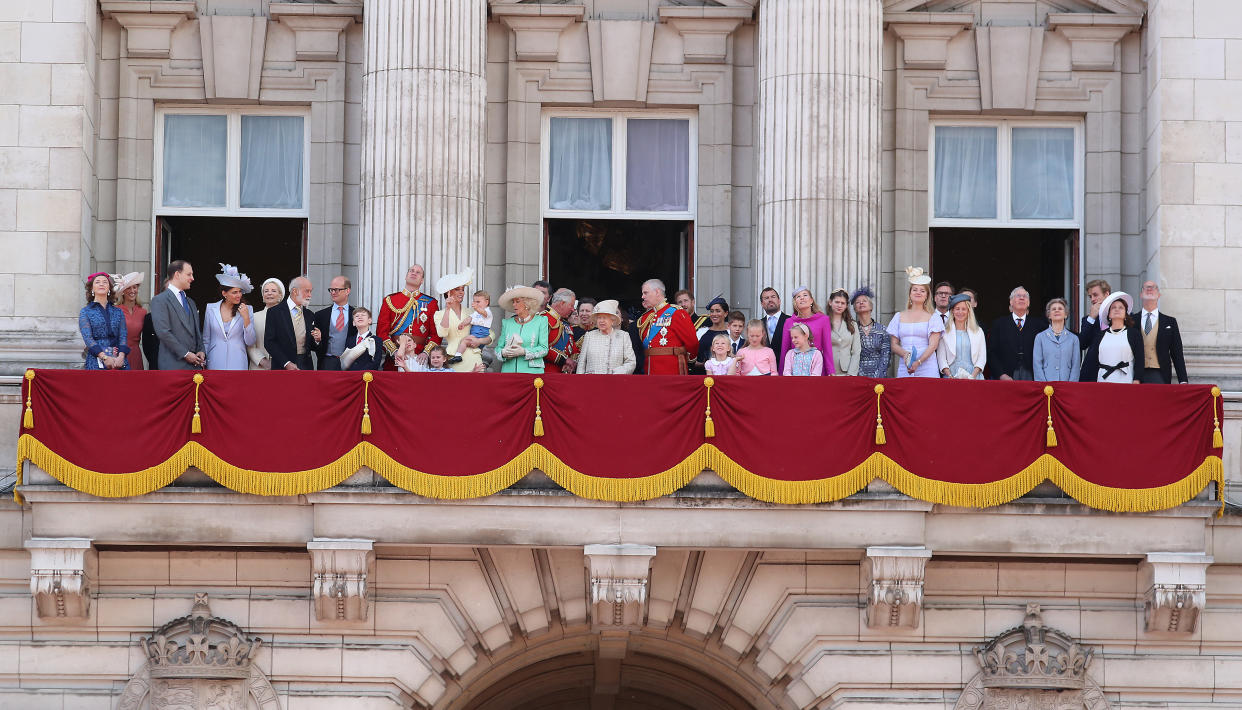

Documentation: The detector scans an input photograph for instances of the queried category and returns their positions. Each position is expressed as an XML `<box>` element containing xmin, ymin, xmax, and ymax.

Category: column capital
<box><xmin>308</xmin><ymin>538</ymin><xmax>375</xmax><ymax>622</ymax></box>
<box><xmin>1141</xmin><ymin>552</ymin><xmax>1211</xmax><ymax>634</ymax></box>
<box><xmin>863</xmin><ymin>546</ymin><xmax>931</xmax><ymax>629</ymax></box>
<box><xmin>26</xmin><ymin>538</ymin><xmax>95</xmax><ymax>621</ymax></box>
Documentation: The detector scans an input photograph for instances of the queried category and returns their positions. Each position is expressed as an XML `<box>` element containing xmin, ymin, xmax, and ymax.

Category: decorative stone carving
<box><xmin>975</xmin><ymin>603</ymin><xmax>1094</xmax><ymax>690</ymax></box>
<box><xmin>975</xmin><ymin>26</ymin><xmax>1044</xmax><ymax>111</ymax></box>
<box><xmin>270</xmin><ymin>3</ymin><xmax>360</xmax><ymax>62</ymax></box>
<box><xmin>1141</xmin><ymin>552</ymin><xmax>1210</xmax><ymax>634</ymax></box>
<box><xmin>1048</xmin><ymin>14</ymin><xmax>1142</xmax><ymax>72</ymax></box>
<box><xmin>863</xmin><ymin>546</ymin><xmax>931</xmax><ymax>628</ymax></box>
<box><xmin>884</xmin><ymin>12</ymin><xmax>973</xmax><ymax>69</ymax></box>
<box><xmin>585</xmin><ymin>544</ymin><xmax>656</xmax><ymax>627</ymax></box>
<box><xmin>308</xmin><ymin>538</ymin><xmax>375</xmax><ymax>622</ymax></box>
<box><xmin>25</xmin><ymin>538</ymin><xmax>94</xmax><ymax>621</ymax></box>
<box><xmin>200</xmin><ymin>15</ymin><xmax>267</xmax><ymax>100</ymax></box>
<box><xmin>658</xmin><ymin>6</ymin><xmax>751</xmax><ymax>64</ymax></box>
<box><xmin>102</xmin><ymin>1</ymin><xmax>197</xmax><ymax>59</ymax></box>
<box><xmin>118</xmin><ymin>594</ymin><xmax>280</xmax><ymax>709</ymax></box>
<box><xmin>587</xmin><ymin>20</ymin><xmax>656</xmax><ymax>102</ymax></box>
<box><xmin>492</xmin><ymin>4</ymin><xmax>585</xmax><ymax>63</ymax></box>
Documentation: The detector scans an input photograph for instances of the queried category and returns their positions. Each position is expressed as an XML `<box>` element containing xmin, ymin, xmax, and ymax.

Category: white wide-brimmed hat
<box><xmin>592</xmin><ymin>299</ymin><xmax>623</xmax><ymax>326</ymax></box>
<box><xmin>1097</xmin><ymin>291</ymin><xmax>1134</xmax><ymax>329</ymax></box>
<box><xmin>905</xmin><ymin>266</ymin><xmax>931</xmax><ymax>286</ymax></box>
<box><xmin>498</xmin><ymin>285</ymin><xmax>544</xmax><ymax>312</ymax></box>
<box><xmin>111</xmin><ymin>272</ymin><xmax>144</xmax><ymax>293</ymax></box>
<box><xmin>434</xmin><ymin>266</ymin><xmax>474</xmax><ymax>296</ymax></box>
<box><xmin>215</xmin><ymin>263</ymin><xmax>254</xmax><ymax>293</ymax></box>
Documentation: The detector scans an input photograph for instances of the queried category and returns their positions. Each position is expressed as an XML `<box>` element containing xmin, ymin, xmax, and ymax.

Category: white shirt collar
<box><xmin>1012</xmin><ymin>312</ymin><xmax>1029</xmax><ymax>324</ymax></box>
<box><xmin>287</xmin><ymin>297</ymin><xmax>301</xmax><ymax>313</ymax></box>
<box><xmin>167</xmin><ymin>284</ymin><xmax>183</xmax><ymax>296</ymax></box>
<box><xmin>1143</xmin><ymin>307</ymin><xmax>1159</xmax><ymax>320</ymax></box>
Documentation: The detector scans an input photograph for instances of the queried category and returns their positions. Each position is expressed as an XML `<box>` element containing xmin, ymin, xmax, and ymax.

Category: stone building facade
<box><xmin>2</xmin><ymin>0</ymin><xmax>1242</xmax><ymax>708</ymax></box>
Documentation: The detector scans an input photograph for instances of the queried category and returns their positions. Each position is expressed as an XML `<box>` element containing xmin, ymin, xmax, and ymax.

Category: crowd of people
<box><xmin>78</xmin><ymin>261</ymin><xmax>1190</xmax><ymax>384</ymax></box>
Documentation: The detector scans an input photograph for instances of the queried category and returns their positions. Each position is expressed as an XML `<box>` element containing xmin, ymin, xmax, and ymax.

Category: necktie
<box><xmin>1016</xmin><ymin>318</ymin><xmax>1024</xmax><ymax>331</ymax></box>
<box><xmin>732</xmin><ymin>341</ymin><xmax>739</xmax><ymax>355</ymax></box>
<box><xmin>292</xmin><ymin>306</ymin><xmax>306</xmax><ymax>353</ymax></box>
<box><xmin>941</xmin><ymin>313</ymin><xmax>947</xmax><ymax>326</ymax></box>
<box><xmin>1145</xmin><ymin>313</ymin><xmax>1152</xmax><ymax>335</ymax></box>
<box><xmin>356</xmin><ymin>334</ymin><xmax>365</xmax><ymax>346</ymax></box>
<box><xmin>335</xmin><ymin>306</ymin><xmax>345</xmax><ymax>331</ymax></box>
<box><xmin>179</xmin><ymin>291</ymin><xmax>193</xmax><ymax>321</ymax></box>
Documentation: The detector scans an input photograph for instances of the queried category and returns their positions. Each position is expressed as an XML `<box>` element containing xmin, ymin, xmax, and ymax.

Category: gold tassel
<box><xmin>361</xmin><ymin>372</ymin><xmax>373</xmax><ymax>435</ymax></box>
<box><xmin>874</xmin><ymin>384</ymin><xmax>886</xmax><ymax>445</ymax></box>
<box><xmin>21</xmin><ymin>369</ymin><xmax>34</xmax><ymax>429</ymax></box>
<box><xmin>703</xmin><ymin>377</ymin><xmax>716</xmax><ymax>438</ymax></box>
<box><xmin>1212</xmin><ymin>386</ymin><xmax>1223</xmax><ymax>449</ymax></box>
<box><xmin>1044</xmin><ymin>385</ymin><xmax>1057</xmax><ymax>448</ymax></box>
<box><xmin>533</xmin><ymin>377</ymin><xmax>545</xmax><ymax>437</ymax></box>
<box><xmin>190</xmin><ymin>373</ymin><xmax>204</xmax><ymax>434</ymax></box>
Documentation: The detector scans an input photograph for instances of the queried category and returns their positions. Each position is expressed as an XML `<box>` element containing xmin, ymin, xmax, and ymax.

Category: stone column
<box><xmin>755</xmin><ymin>0</ymin><xmax>882</xmax><ymax>306</ymax></box>
<box><xmin>359</xmin><ymin>0</ymin><xmax>486</xmax><ymax>309</ymax></box>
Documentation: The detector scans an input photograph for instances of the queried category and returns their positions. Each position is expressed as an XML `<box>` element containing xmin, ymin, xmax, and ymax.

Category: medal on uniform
<box><xmin>659</xmin><ymin>326</ymin><xmax>668</xmax><ymax>346</ymax></box>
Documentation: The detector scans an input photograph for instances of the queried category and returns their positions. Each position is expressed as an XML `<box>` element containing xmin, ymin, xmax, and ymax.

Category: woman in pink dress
<box><xmin>778</xmin><ymin>287</ymin><xmax>835</xmax><ymax>376</ymax></box>
<box><xmin>113</xmin><ymin>272</ymin><xmax>147</xmax><ymax>370</ymax></box>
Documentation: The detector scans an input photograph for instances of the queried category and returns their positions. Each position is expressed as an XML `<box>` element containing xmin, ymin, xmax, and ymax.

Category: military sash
<box><xmin>640</xmin><ymin>304</ymin><xmax>678</xmax><ymax>348</ymax></box>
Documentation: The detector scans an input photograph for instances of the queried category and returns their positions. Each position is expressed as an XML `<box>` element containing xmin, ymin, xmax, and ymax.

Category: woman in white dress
<box><xmin>887</xmin><ymin>267</ymin><xmax>943</xmax><ymax>378</ymax></box>
<box><xmin>1081</xmin><ymin>291</ymin><xmax>1145</xmax><ymax>383</ymax></box>
<box><xmin>247</xmin><ymin>277</ymin><xmax>285</xmax><ymax>370</ymax></box>
<box><xmin>204</xmin><ymin>264</ymin><xmax>256</xmax><ymax>371</ymax></box>
<box><xmin>575</xmin><ymin>300</ymin><xmax>636</xmax><ymax>375</ymax></box>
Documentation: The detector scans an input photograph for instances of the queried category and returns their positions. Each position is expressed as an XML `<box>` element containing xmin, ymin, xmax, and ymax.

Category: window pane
<box><xmin>549</xmin><ymin>117</ymin><xmax>612</xmax><ymax>211</ymax></box>
<box><xmin>162</xmin><ymin>115</ymin><xmax>227</xmax><ymax>208</ymax></box>
<box><xmin>240</xmin><ymin>115</ymin><xmax>304</xmax><ymax>209</ymax></box>
<box><xmin>1011</xmin><ymin>127</ymin><xmax>1075</xmax><ymax>220</ymax></box>
<box><xmin>933</xmin><ymin>126</ymin><xmax>997</xmax><ymax>219</ymax></box>
<box><xmin>626</xmin><ymin>118</ymin><xmax>690</xmax><ymax>212</ymax></box>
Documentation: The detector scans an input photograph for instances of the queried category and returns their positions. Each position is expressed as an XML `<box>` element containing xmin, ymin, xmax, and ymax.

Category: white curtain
<box><xmin>1011</xmin><ymin>127</ymin><xmax>1075</xmax><ymax>220</ymax></box>
<box><xmin>240</xmin><ymin>116</ymin><xmax>304</xmax><ymax>209</ymax></box>
<box><xmin>626</xmin><ymin>119</ymin><xmax>690</xmax><ymax>211</ymax></box>
<box><xmin>162</xmin><ymin>115</ymin><xmax>227</xmax><ymax>208</ymax></box>
<box><xmin>934</xmin><ymin>126</ymin><xmax>997</xmax><ymax>219</ymax></box>
<box><xmin>549</xmin><ymin>117</ymin><xmax>612</xmax><ymax>211</ymax></box>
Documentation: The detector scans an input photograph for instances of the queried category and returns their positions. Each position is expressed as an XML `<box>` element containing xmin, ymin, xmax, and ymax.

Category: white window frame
<box><xmin>153</xmin><ymin>105</ymin><xmax>311</xmax><ymax>219</ymax></box>
<box><xmin>928</xmin><ymin>118</ymin><xmax>1083</xmax><ymax>229</ymax></box>
<box><xmin>540</xmin><ymin>108</ymin><xmax>698</xmax><ymax>221</ymax></box>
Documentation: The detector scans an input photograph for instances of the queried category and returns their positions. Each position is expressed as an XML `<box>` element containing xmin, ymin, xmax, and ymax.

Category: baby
<box><xmin>448</xmin><ymin>290</ymin><xmax>495</xmax><ymax>367</ymax></box>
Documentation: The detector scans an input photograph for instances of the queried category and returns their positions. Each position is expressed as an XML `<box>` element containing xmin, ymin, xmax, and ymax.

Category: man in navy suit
<box><xmin>988</xmin><ymin>286</ymin><xmax>1046</xmax><ymax>380</ymax></box>
<box><xmin>265</xmin><ymin>276</ymin><xmax>317</xmax><ymax>370</ymax></box>
<box><xmin>312</xmin><ymin>275</ymin><xmax>357</xmax><ymax>370</ymax></box>
<box><xmin>1133</xmin><ymin>280</ymin><xmax>1189</xmax><ymax>384</ymax></box>
<box><xmin>759</xmin><ymin>287</ymin><xmax>789</xmax><ymax>367</ymax></box>
<box><xmin>149</xmin><ymin>260</ymin><xmax>204</xmax><ymax>370</ymax></box>
<box><xmin>1078</xmin><ymin>279</ymin><xmax>1111</xmax><ymax>350</ymax></box>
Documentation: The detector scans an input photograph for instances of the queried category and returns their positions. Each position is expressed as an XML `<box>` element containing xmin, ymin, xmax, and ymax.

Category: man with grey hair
<box><xmin>265</xmin><ymin>275</ymin><xmax>316</xmax><ymax>370</ymax></box>
<box><xmin>637</xmin><ymin>278</ymin><xmax>698</xmax><ymax>374</ymax></box>
<box><xmin>987</xmin><ymin>285</ymin><xmax>1046</xmax><ymax>380</ymax></box>
<box><xmin>541</xmin><ymin>287</ymin><xmax>578</xmax><ymax>373</ymax></box>
<box><xmin>1134</xmin><ymin>280</ymin><xmax>1188</xmax><ymax>384</ymax></box>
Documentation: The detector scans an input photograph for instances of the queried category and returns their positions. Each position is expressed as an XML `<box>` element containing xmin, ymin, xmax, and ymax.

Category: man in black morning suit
<box><xmin>1132</xmin><ymin>280</ymin><xmax>1189</xmax><ymax>384</ymax></box>
<box><xmin>265</xmin><ymin>275</ymin><xmax>317</xmax><ymax>370</ymax></box>
<box><xmin>988</xmin><ymin>286</ymin><xmax>1046</xmax><ymax>381</ymax></box>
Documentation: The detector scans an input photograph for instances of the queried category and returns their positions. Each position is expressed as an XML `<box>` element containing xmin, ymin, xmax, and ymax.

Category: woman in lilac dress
<box><xmin>778</xmin><ymin>287</ymin><xmax>835</xmax><ymax>376</ymax></box>
<box><xmin>887</xmin><ymin>267</ymin><xmax>943</xmax><ymax>378</ymax></box>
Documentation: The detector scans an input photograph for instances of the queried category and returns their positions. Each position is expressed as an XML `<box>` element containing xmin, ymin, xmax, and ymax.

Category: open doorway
<box><xmin>930</xmin><ymin>228</ymin><xmax>1078</xmax><ymax>328</ymax></box>
<box><xmin>157</xmin><ymin>216</ymin><xmax>306</xmax><ymax>309</ymax></box>
<box><xmin>545</xmin><ymin>218</ymin><xmax>691</xmax><ymax>316</ymax></box>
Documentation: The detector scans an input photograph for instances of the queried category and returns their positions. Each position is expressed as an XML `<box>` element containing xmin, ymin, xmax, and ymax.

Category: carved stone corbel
<box><xmin>492</xmin><ymin>4</ymin><xmax>586</xmax><ymax>63</ymax></box>
<box><xmin>884</xmin><ymin>12</ymin><xmax>973</xmax><ymax>70</ymax></box>
<box><xmin>26</xmin><ymin>538</ymin><xmax>95</xmax><ymax>621</ymax></box>
<box><xmin>270</xmin><ymin>3</ymin><xmax>360</xmax><ymax>62</ymax></box>
<box><xmin>584</xmin><ymin>544</ymin><xmax>656</xmax><ymax>627</ymax></box>
<box><xmin>863</xmin><ymin>546</ymin><xmax>931</xmax><ymax>629</ymax></box>
<box><xmin>658</xmin><ymin>6</ymin><xmax>751</xmax><ymax>64</ymax></box>
<box><xmin>1048</xmin><ymin>14</ymin><xmax>1142</xmax><ymax>72</ymax></box>
<box><xmin>308</xmin><ymin>538</ymin><xmax>375</xmax><ymax>622</ymax></box>
<box><xmin>101</xmin><ymin>1</ymin><xmax>197</xmax><ymax>59</ymax></box>
<box><xmin>1142</xmin><ymin>552</ymin><xmax>1211</xmax><ymax>634</ymax></box>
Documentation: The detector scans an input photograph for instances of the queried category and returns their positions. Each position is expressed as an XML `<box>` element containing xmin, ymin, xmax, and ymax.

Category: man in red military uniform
<box><xmin>542</xmin><ymin>287</ymin><xmax>578</xmax><ymax>373</ymax></box>
<box><xmin>375</xmin><ymin>264</ymin><xmax>440</xmax><ymax>371</ymax></box>
<box><xmin>637</xmin><ymin>278</ymin><xmax>698</xmax><ymax>375</ymax></box>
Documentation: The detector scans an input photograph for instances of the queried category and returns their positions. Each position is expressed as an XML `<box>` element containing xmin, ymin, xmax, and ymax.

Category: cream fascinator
<box><xmin>905</xmin><ymin>266</ymin><xmax>931</xmax><ymax>286</ymax></box>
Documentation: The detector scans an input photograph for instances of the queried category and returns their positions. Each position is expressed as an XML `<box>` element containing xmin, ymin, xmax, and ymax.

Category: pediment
<box><xmin>884</xmin><ymin>0</ymin><xmax>1145</xmax><ymax>16</ymax></box>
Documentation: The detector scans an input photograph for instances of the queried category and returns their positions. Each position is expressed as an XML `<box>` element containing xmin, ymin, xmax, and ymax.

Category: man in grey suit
<box><xmin>149</xmin><ymin>260</ymin><xmax>205</xmax><ymax>370</ymax></box>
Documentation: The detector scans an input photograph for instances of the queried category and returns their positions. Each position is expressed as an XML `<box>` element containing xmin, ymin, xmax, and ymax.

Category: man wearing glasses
<box><xmin>933</xmin><ymin>281</ymin><xmax>954</xmax><ymax>329</ymax></box>
<box><xmin>312</xmin><ymin>275</ymin><xmax>357</xmax><ymax>370</ymax></box>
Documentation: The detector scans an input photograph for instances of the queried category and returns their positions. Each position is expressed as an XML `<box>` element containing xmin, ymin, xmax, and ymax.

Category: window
<box><xmin>929</xmin><ymin>119</ymin><xmax>1081</xmax><ymax>227</ymax></box>
<box><xmin>155</xmin><ymin>107</ymin><xmax>309</xmax><ymax>216</ymax></box>
<box><xmin>542</xmin><ymin>110</ymin><xmax>696</xmax><ymax>219</ymax></box>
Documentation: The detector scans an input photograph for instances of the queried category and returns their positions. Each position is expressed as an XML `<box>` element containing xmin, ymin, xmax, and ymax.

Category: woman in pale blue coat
<box><xmin>204</xmin><ymin>264</ymin><xmax>257</xmax><ymax>371</ymax></box>
<box><xmin>1033</xmin><ymin>297</ymin><xmax>1080</xmax><ymax>382</ymax></box>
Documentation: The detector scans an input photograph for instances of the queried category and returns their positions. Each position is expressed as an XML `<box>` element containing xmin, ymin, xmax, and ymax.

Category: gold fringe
<box><xmin>1212</xmin><ymin>386</ymin><xmax>1224</xmax><ymax>449</ymax></box>
<box><xmin>22</xmin><ymin>369</ymin><xmax>34</xmax><ymax>429</ymax></box>
<box><xmin>874</xmin><ymin>384</ymin><xmax>886</xmax><ymax>445</ymax></box>
<box><xmin>361</xmin><ymin>372</ymin><xmax>373</xmax><ymax>436</ymax></box>
<box><xmin>703</xmin><ymin>377</ymin><xmax>716</xmax><ymax>439</ymax></box>
<box><xmin>538</xmin><ymin>444</ymin><xmax>709</xmax><ymax>502</ymax></box>
<box><xmin>1044</xmin><ymin>385</ymin><xmax>1057</xmax><ymax>448</ymax></box>
<box><xmin>533</xmin><ymin>377</ymin><xmax>545</xmax><ymax>438</ymax></box>
<box><xmin>368</xmin><ymin>441</ymin><xmax>536</xmax><ymax>499</ymax></box>
<box><xmin>190</xmin><ymin>373</ymin><xmax>204</xmax><ymax>435</ymax></box>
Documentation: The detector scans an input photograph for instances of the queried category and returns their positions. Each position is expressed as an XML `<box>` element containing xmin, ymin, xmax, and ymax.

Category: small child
<box><xmin>735</xmin><ymin>319</ymin><xmax>778</xmax><ymax>376</ymax></box>
<box><xmin>423</xmin><ymin>345</ymin><xmax>454</xmax><ymax>373</ymax></box>
<box><xmin>449</xmin><ymin>290</ymin><xmax>495</xmax><ymax>367</ymax></box>
<box><xmin>703</xmin><ymin>333</ymin><xmax>738</xmax><ymax>376</ymax></box>
<box><xmin>395</xmin><ymin>334</ymin><xmax>421</xmax><ymax>372</ymax></box>
<box><xmin>341</xmin><ymin>307</ymin><xmax>383</xmax><ymax>371</ymax></box>
<box><xmin>781</xmin><ymin>323</ymin><xmax>823</xmax><ymax>376</ymax></box>
<box><xmin>726</xmin><ymin>310</ymin><xmax>746</xmax><ymax>354</ymax></box>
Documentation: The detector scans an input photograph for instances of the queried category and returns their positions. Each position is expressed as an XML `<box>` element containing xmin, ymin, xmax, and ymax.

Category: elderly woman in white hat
<box><xmin>111</xmin><ymin>272</ymin><xmax>149</xmax><ymax>369</ymax></box>
<box><xmin>434</xmin><ymin>266</ymin><xmax>493</xmax><ymax>373</ymax></box>
<box><xmin>204</xmin><ymin>263</ymin><xmax>256</xmax><ymax>371</ymax></box>
<box><xmin>247</xmin><ymin>277</ymin><xmax>285</xmax><ymax>370</ymax></box>
<box><xmin>1080</xmin><ymin>291</ymin><xmax>1145</xmax><ymax>383</ymax></box>
<box><xmin>497</xmin><ymin>285</ymin><xmax>548</xmax><ymax>373</ymax></box>
<box><xmin>574</xmin><ymin>300</ymin><xmax>636</xmax><ymax>375</ymax></box>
